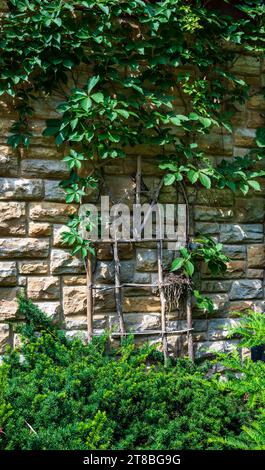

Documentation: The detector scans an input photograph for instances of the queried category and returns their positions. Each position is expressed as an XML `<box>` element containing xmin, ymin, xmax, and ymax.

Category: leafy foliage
<box><xmin>1</xmin><ymin>2</ymin><xmax>264</xmax><ymax>194</ymax></box>
<box><xmin>208</xmin><ymin>310</ymin><xmax>265</xmax><ymax>450</ymax></box>
<box><xmin>171</xmin><ymin>236</ymin><xmax>229</xmax><ymax>311</ymax></box>
<box><xmin>228</xmin><ymin>309</ymin><xmax>265</xmax><ymax>349</ymax></box>
<box><xmin>0</xmin><ymin>297</ymin><xmax>257</xmax><ymax>451</ymax></box>
<box><xmin>0</xmin><ymin>1</ymin><xmax>265</xmax><ymax>299</ymax></box>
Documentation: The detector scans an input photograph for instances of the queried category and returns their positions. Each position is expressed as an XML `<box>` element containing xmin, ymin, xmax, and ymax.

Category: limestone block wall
<box><xmin>0</xmin><ymin>2</ymin><xmax>264</xmax><ymax>357</ymax></box>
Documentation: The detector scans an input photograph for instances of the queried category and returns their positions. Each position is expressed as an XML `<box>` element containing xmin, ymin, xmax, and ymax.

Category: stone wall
<box><xmin>0</xmin><ymin>0</ymin><xmax>264</xmax><ymax>357</ymax></box>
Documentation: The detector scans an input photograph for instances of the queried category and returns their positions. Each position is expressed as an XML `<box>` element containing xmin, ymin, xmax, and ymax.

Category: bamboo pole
<box><xmin>93</xmin><ymin>237</ymin><xmax>181</xmax><ymax>243</ymax></box>
<box><xmin>113</xmin><ymin>239</ymin><xmax>126</xmax><ymax>335</ymax></box>
<box><xmin>157</xmin><ymin>239</ymin><xmax>168</xmax><ymax>363</ymax></box>
<box><xmin>136</xmin><ymin>155</ymin><xmax>141</xmax><ymax>206</ymax></box>
<box><xmin>186</xmin><ymin>291</ymin><xmax>194</xmax><ymax>361</ymax></box>
<box><xmin>100</xmin><ymin>328</ymin><xmax>193</xmax><ymax>337</ymax></box>
<box><xmin>86</xmin><ymin>254</ymin><xmax>93</xmax><ymax>342</ymax></box>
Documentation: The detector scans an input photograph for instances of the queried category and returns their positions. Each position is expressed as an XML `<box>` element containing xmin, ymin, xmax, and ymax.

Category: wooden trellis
<box><xmin>86</xmin><ymin>156</ymin><xmax>194</xmax><ymax>362</ymax></box>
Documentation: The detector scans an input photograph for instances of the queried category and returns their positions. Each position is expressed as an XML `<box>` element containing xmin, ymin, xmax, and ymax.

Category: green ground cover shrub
<box><xmin>0</xmin><ymin>297</ymin><xmax>264</xmax><ymax>450</ymax></box>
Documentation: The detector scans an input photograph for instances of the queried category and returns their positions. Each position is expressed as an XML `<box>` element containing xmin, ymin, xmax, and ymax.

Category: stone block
<box><xmin>94</xmin><ymin>261</ymin><xmax>115</xmax><ymax>284</ymax></box>
<box><xmin>93</xmin><ymin>289</ymin><xmax>116</xmax><ymax>313</ymax></box>
<box><xmin>222</xmin><ymin>245</ymin><xmax>246</xmax><ymax>260</ymax></box>
<box><xmin>18</xmin><ymin>261</ymin><xmax>49</xmax><ymax>274</ymax></box>
<box><xmin>235</xmin><ymin>198</ymin><xmax>264</xmax><ymax>223</ymax></box>
<box><xmin>44</xmin><ymin>180</ymin><xmax>66</xmax><ymax>202</ymax></box>
<box><xmin>195</xmin><ymin>189</ymin><xmax>233</xmax><ymax>206</ymax></box>
<box><xmin>63</xmin><ymin>286</ymin><xmax>87</xmax><ymax>316</ymax></box>
<box><xmin>53</xmin><ymin>224</ymin><xmax>69</xmax><ymax>247</ymax></box>
<box><xmin>247</xmin><ymin>244</ymin><xmax>265</xmax><ymax>268</ymax></box>
<box><xmin>96</xmin><ymin>243</ymin><xmax>134</xmax><ymax>261</ymax></box>
<box><xmin>0</xmin><ymin>238</ymin><xmax>49</xmax><ymax>259</ymax></box>
<box><xmin>0</xmin><ymin>202</ymin><xmax>26</xmax><ymax>235</ymax></box>
<box><xmin>246</xmin><ymin>269</ymin><xmax>264</xmax><ymax>279</ymax></box>
<box><xmin>50</xmin><ymin>249</ymin><xmax>85</xmax><ymax>274</ymax></box>
<box><xmin>21</xmin><ymin>159</ymin><xmax>69</xmax><ymax>179</ymax></box>
<box><xmin>198</xmin><ymin>134</ymin><xmax>233</xmax><ymax>155</ymax></box>
<box><xmin>0</xmin><ymin>146</ymin><xmax>18</xmax><ymax>177</ymax></box>
<box><xmin>0</xmin><ymin>1</ymin><xmax>8</xmax><ymax>11</ymax></box>
<box><xmin>29</xmin><ymin>202</ymin><xmax>76</xmax><ymax>222</ymax></box>
<box><xmin>33</xmin><ymin>302</ymin><xmax>61</xmax><ymax>320</ymax></box>
<box><xmin>231</xmin><ymin>55</ymin><xmax>260</xmax><ymax>75</ymax></box>
<box><xmin>247</xmin><ymin>94</ymin><xmax>265</xmax><ymax>110</ymax></box>
<box><xmin>201</xmin><ymin>260</ymin><xmax>245</xmax><ymax>279</ymax></box>
<box><xmin>229</xmin><ymin>300</ymin><xmax>254</xmax><ymax>313</ymax></box>
<box><xmin>200</xmin><ymin>280</ymin><xmax>232</xmax><ymax>293</ymax></box>
<box><xmin>136</xmin><ymin>249</ymin><xmax>173</xmax><ymax>272</ymax></box>
<box><xmin>104</xmin><ymin>175</ymin><xmax>135</xmax><ymax>207</ymax></box>
<box><xmin>194</xmin><ymin>206</ymin><xmax>233</xmax><ymax>222</ymax></box>
<box><xmin>123</xmin><ymin>296</ymin><xmax>161</xmax><ymax>313</ymax></box>
<box><xmin>195</xmin><ymin>340</ymin><xmax>239</xmax><ymax>359</ymax></box>
<box><xmin>63</xmin><ymin>275</ymin><xmax>86</xmax><ymax>285</ymax></box>
<box><xmin>220</xmin><ymin>224</ymin><xmax>263</xmax><ymax>243</ymax></box>
<box><xmin>29</xmin><ymin>222</ymin><xmax>51</xmax><ymax>237</ymax></box>
<box><xmin>206</xmin><ymin>294</ymin><xmax>230</xmax><ymax>314</ymax></box>
<box><xmin>208</xmin><ymin>319</ymin><xmax>241</xmax><ymax>340</ymax></box>
<box><xmin>0</xmin><ymin>324</ymin><xmax>10</xmax><ymax>353</ymax></box>
<box><xmin>234</xmin><ymin>128</ymin><xmax>256</xmax><ymax>147</ymax></box>
<box><xmin>0</xmin><ymin>287</ymin><xmax>18</xmax><ymax>320</ymax></box>
<box><xmin>109</xmin><ymin>312</ymin><xmax>161</xmax><ymax>332</ymax></box>
<box><xmin>120</xmin><ymin>261</ymin><xmax>137</xmax><ymax>283</ymax></box>
<box><xmin>0</xmin><ymin>178</ymin><xmax>44</xmax><ymax>200</ymax></box>
<box><xmin>230</xmin><ymin>280</ymin><xmax>263</xmax><ymax>300</ymax></box>
<box><xmin>0</xmin><ymin>262</ymin><xmax>17</xmax><ymax>286</ymax></box>
<box><xmin>195</xmin><ymin>222</ymin><xmax>220</xmax><ymax>236</ymax></box>
<box><xmin>18</xmin><ymin>276</ymin><xmax>27</xmax><ymax>287</ymax></box>
<box><xmin>27</xmin><ymin>276</ymin><xmax>60</xmax><ymax>300</ymax></box>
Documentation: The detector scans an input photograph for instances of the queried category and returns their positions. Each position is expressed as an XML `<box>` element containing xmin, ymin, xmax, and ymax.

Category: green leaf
<box><xmin>116</xmin><ymin>109</ymin><xmax>130</xmax><ymax>119</ymax></box>
<box><xmin>81</xmin><ymin>246</ymin><xmax>88</xmax><ymax>258</ymax></box>
<box><xmin>185</xmin><ymin>260</ymin><xmax>194</xmax><ymax>277</ymax></box>
<box><xmin>98</xmin><ymin>4</ymin><xmax>109</xmax><ymax>15</ymax></box>
<box><xmin>70</xmin><ymin>118</ymin><xmax>78</xmax><ymax>130</ymax></box>
<box><xmin>189</xmin><ymin>112</ymin><xmax>199</xmax><ymax>121</ymax></box>
<box><xmin>87</xmin><ymin>76</ymin><xmax>100</xmax><ymax>94</ymax></box>
<box><xmin>187</xmin><ymin>170</ymin><xmax>199</xmax><ymax>184</ymax></box>
<box><xmin>248</xmin><ymin>180</ymin><xmax>261</xmax><ymax>191</ymax></box>
<box><xmin>180</xmin><ymin>247</ymin><xmax>190</xmax><ymax>259</ymax></box>
<box><xmin>164</xmin><ymin>174</ymin><xmax>175</xmax><ymax>186</ymax></box>
<box><xmin>91</xmin><ymin>92</ymin><xmax>104</xmax><ymax>104</ymax></box>
<box><xmin>87</xmin><ymin>244</ymin><xmax>96</xmax><ymax>256</ymax></box>
<box><xmin>171</xmin><ymin>258</ymin><xmax>184</xmax><ymax>272</ymax></box>
<box><xmin>239</xmin><ymin>182</ymin><xmax>249</xmax><ymax>195</ymax></box>
<box><xmin>199</xmin><ymin>117</ymin><xmax>212</xmax><ymax>128</ymax></box>
<box><xmin>170</xmin><ymin>117</ymin><xmax>181</xmax><ymax>126</ymax></box>
<box><xmin>81</xmin><ymin>97</ymin><xmax>92</xmax><ymax>112</ymax></box>
<box><xmin>199</xmin><ymin>173</ymin><xmax>211</xmax><ymax>189</ymax></box>
<box><xmin>43</xmin><ymin>127</ymin><xmax>58</xmax><ymax>136</ymax></box>
<box><xmin>55</xmin><ymin>133</ymin><xmax>64</xmax><ymax>146</ymax></box>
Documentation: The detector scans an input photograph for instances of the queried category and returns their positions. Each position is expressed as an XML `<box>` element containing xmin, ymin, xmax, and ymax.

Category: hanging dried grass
<box><xmin>154</xmin><ymin>273</ymin><xmax>192</xmax><ymax>313</ymax></box>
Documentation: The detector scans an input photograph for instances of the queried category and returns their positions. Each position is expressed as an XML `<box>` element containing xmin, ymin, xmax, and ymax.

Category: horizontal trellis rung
<box><xmin>93</xmin><ymin>328</ymin><xmax>194</xmax><ymax>337</ymax></box>
<box><xmin>93</xmin><ymin>238</ymin><xmax>180</xmax><ymax>243</ymax></box>
<box><xmin>91</xmin><ymin>283</ymin><xmax>157</xmax><ymax>291</ymax></box>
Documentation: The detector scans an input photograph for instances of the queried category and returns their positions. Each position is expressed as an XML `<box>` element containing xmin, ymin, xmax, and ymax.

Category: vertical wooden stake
<box><xmin>86</xmin><ymin>253</ymin><xmax>93</xmax><ymax>342</ymax></box>
<box><xmin>157</xmin><ymin>239</ymin><xmax>168</xmax><ymax>364</ymax></box>
<box><xmin>136</xmin><ymin>155</ymin><xmax>141</xmax><ymax>205</ymax></box>
<box><xmin>186</xmin><ymin>291</ymin><xmax>194</xmax><ymax>362</ymax></box>
<box><xmin>113</xmin><ymin>239</ymin><xmax>126</xmax><ymax>335</ymax></box>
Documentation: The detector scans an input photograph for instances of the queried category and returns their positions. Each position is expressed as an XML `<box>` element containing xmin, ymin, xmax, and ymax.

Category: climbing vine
<box><xmin>0</xmin><ymin>0</ymin><xmax>265</xmax><ymax>308</ymax></box>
